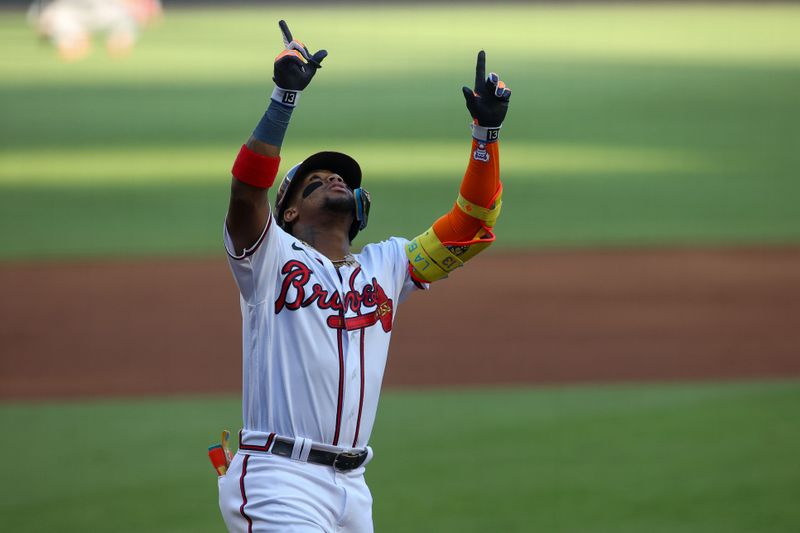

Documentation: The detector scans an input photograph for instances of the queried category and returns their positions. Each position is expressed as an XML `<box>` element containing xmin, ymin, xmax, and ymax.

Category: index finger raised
<box><xmin>279</xmin><ymin>20</ymin><xmax>293</xmax><ymax>47</ymax></box>
<box><xmin>474</xmin><ymin>50</ymin><xmax>486</xmax><ymax>90</ymax></box>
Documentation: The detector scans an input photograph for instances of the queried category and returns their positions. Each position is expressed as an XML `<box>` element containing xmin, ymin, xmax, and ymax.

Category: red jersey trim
<box><xmin>332</xmin><ymin>322</ymin><xmax>345</xmax><ymax>446</ymax></box>
<box><xmin>238</xmin><ymin>430</ymin><xmax>276</xmax><ymax>452</ymax></box>
<box><xmin>225</xmin><ymin>214</ymin><xmax>272</xmax><ymax>261</ymax></box>
<box><xmin>239</xmin><ymin>454</ymin><xmax>253</xmax><ymax>533</ymax></box>
<box><xmin>352</xmin><ymin>328</ymin><xmax>366</xmax><ymax>448</ymax></box>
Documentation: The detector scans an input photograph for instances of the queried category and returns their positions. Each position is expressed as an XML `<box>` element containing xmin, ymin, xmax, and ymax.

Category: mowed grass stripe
<box><xmin>1</xmin><ymin>5</ymin><xmax>799</xmax><ymax>258</ymax></box>
<box><xmin>0</xmin><ymin>142</ymin><xmax>708</xmax><ymax>185</ymax></box>
<box><xmin>2</xmin><ymin>173</ymin><xmax>799</xmax><ymax>261</ymax></box>
<box><xmin>2</xmin><ymin>5</ymin><xmax>800</xmax><ymax>86</ymax></box>
<box><xmin>0</xmin><ymin>381</ymin><xmax>798</xmax><ymax>532</ymax></box>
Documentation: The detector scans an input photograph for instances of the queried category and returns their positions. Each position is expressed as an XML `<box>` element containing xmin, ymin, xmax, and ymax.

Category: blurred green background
<box><xmin>1</xmin><ymin>4</ymin><xmax>799</xmax><ymax>258</ymax></box>
<box><xmin>1</xmin><ymin>3</ymin><xmax>799</xmax><ymax>532</ymax></box>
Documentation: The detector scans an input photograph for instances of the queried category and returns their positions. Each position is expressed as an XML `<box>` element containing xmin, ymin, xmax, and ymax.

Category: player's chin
<box><xmin>326</xmin><ymin>188</ymin><xmax>353</xmax><ymax>203</ymax></box>
<box><xmin>322</xmin><ymin>193</ymin><xmax>354</xmax><ymax>214</ymax></box>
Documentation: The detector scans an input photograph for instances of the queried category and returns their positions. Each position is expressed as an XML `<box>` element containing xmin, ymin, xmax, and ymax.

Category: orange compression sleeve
<box><xmin>431</xmin><ymin>139</ymin><xmax>501</xmax><ymax>243</ymax></box>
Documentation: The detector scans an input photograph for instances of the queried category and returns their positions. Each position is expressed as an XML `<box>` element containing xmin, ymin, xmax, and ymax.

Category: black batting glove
<box><xmin>462</xmin><ymin>51</ymin><xmax>511</xmax><ymax>128</ymax></box>
<box><xmin>272</xmin><ymin>20</ymin><xmax>327</xmax><ymax>92</ymax></box>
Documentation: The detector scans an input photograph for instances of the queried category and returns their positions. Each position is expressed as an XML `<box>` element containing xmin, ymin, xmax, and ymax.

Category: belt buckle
<box><xmin>333</xmin><ymin>450</ymin><xmax>366</xmax><ymax>471</ymax></box>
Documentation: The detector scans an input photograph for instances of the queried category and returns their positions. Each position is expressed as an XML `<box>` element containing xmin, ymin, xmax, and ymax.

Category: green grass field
<box><xmin>1</xmin><ymin>381</ymin><xmax>798</xmax><ymax>532</ymax></box>
<box><xmin>1</xmin><ymin>5</ymin><xmax>799</xmax><ymax>259</ymax></box>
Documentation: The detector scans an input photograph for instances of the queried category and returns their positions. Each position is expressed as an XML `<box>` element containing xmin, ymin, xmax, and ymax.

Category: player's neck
<box><xmin>293</xmin><ymin>223</ymin><xmax>351</xmax><ymax>261</ymax></box>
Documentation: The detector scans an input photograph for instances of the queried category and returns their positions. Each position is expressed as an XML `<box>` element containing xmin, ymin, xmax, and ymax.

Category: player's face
<box><xmin>285</xmin><ymin>169</ymin><xmax>354</xmax><ymax>223</ymax></box>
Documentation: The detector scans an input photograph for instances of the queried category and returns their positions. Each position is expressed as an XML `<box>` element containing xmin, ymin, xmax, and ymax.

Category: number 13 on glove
<box><xmin>271</xmin><ymin>20</ymin><xmax>328</xmax><ymax>107</ymax></box>
<box><xmin>462</xmin><ymin>50</ymin><xmax>511</xmax><ymax>142</ymax></box>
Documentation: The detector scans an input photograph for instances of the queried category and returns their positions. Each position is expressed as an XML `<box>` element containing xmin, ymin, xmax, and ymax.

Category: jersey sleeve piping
<box><xmin>225</xmin><ymin>215</ymin><xmax>273</xmax><ymax>261</ymax></box>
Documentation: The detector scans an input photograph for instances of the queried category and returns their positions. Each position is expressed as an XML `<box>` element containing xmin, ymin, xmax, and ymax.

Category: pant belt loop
<box><xmin>290</xmin><ymin>437</ymin><xmax>313</xmax><ymax>462</ymax></box>
<box><xmin>364</xmin><ymin>446</ymin><xmax>374</xmax><ymax>467</ymax></box>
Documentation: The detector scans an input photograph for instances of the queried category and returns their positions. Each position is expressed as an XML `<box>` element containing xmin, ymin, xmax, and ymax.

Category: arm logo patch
<box><xmin>473</xmin><ymin>143</ymin><xmax>490</xmax><ymax>162</ymax></box>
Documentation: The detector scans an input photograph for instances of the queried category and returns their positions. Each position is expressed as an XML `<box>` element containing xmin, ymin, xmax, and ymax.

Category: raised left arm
<box><xmin>406</xmin><ymin>51</ymin><xmax>511</xmax><ymax>283</ymax></box>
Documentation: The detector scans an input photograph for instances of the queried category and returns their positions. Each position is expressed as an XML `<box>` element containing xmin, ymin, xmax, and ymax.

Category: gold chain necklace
<box><xmin>331</xmin><ymin>256</ymin><xmax>358</xmax><ymax>268</ymax></box>
<box><xmin>300</xmin><ymin>241</ymin><xmax>359</xmax><ymax>269</ymax></box>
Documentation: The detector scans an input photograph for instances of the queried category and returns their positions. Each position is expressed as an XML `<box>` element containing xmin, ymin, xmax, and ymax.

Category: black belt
<box><xmin>270</xmin><ymin>437</ymin><xmax>368</xmax><ymax>471</ymax></box>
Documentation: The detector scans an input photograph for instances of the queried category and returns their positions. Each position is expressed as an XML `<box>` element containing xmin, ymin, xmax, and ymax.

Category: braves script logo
<box><xmin>275</xmin><ymin>260</ymin><xmax>393</xmax><ymax>332</ymax></box>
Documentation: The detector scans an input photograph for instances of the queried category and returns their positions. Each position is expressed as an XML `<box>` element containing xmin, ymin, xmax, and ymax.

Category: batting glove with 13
<box><xmin>271</xmin><ymin>20</ymin><xmax>328</xmax><ymax>107</ymax></box>
<box><xmin>462</xmin><ymin>51</ymin><xmax>511</xmax><ymax>141</ymax></box>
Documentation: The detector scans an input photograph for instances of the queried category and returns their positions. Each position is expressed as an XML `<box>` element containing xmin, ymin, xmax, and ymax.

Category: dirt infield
<box><xmin>1</xmin><ymin>248</ymin><xmax>799</xmax><ymax>400</ymax></box>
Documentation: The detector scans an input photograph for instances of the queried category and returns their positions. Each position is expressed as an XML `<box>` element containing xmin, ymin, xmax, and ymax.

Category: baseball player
<box><xmin>216</xmin><ymin>20</ymin><xmax>510</xmax><ymax>532</ymax></box>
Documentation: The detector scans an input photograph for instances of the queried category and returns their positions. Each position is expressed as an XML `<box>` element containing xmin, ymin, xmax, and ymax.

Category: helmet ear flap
<box><xmin>275</xmin><ymin>163</ymin><xmax>303</xmax><ymax>228</ymax></box>
<box><xmin>349</xmin><ymin>187</ymin><xmax>371</xmax><ymax>242</ymax></box>
<box><xmin>354</xmin><ymin>188</ymin><xmax>371</xmax><ymax>230</ymax></box>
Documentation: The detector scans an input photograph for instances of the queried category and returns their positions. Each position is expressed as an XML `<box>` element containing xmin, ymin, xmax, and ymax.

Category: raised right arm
<box><xmin>405</xmin><ymin>51</ymin><xmax>511</xmax><ymax>283</ymax></box>
<box><xmin>226</xmin><ymin>20</ymin><xmax>327</xmax><ymax>255</ymax></box>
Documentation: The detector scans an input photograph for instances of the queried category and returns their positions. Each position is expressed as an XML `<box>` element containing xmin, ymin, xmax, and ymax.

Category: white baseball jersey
<box><xmin>224</xmin><ymin>216</ymin><xmax>424</xmax><ymax>450</ymax></box>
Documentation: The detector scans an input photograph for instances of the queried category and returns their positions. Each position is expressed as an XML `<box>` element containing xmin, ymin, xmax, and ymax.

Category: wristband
<box><xmin>252</xmin><ymin>99</ymin><xmax>294</xmax><ymax>146</ymax></box>
<box><xmin>231</xmin><ymin>144</ymin><xmax>281</xmax><ymax>189</ymax></box>
<box><xmin>471</xmin><ymin>123</ymin><xmax>501</xmax><ymax>143</ymax></box>
<box><xmin>271</xmin><ymin>86</ymin><xmax>300</xmax><ymax>107</ymax></box>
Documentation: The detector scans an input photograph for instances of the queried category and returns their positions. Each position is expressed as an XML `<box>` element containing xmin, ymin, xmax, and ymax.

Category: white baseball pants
<box><xmin>218</xmin><ymin>451</ymin><xmax>374</xmax><ymax>532</ymax></box>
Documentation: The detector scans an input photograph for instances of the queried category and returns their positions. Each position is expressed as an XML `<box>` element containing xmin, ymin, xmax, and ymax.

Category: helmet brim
<box><xmin>293</xmin><ymin>151</ymin><xmax>362</xmax><ymax>192</ymax></box>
